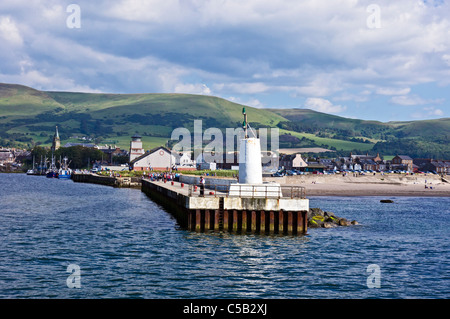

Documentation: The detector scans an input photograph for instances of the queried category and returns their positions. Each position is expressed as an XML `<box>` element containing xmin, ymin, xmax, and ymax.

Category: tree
<box><xmin>54</xmin><ymin>146</ymin><xmax>104</xmax><ymax>169</ymax></box>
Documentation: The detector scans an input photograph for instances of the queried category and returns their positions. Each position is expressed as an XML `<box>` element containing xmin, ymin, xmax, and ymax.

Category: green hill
<box><xmin>0</xmin><ymin>83</ymin><xmax>448</xmax><ymax>158</ymax></box>
<box><xmin>0</xmin><ymin>83</ymin><xmax>65</xmax><ymax>116</ymax></box>
<box><xmin>0</xmin><ymin>83</ymin><xmax>288</xmax><ymax>150</ymax></box>
<box><xmin>271</xmin><ymin>108</ymin><xmax>450</xmax><ymax>158</ymax></box>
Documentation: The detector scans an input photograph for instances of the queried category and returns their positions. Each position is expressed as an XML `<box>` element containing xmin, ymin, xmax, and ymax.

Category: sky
<box><xmin>0</xmin><ymin>0</ymin><xmax>449</xmax><ymax>122</ymax></box>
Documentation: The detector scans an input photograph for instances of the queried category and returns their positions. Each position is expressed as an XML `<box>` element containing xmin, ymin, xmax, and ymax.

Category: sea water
<box><xmin>0</xmin><ymin>173</ymin><xmax>448</xmax><ymax>298</ymax></box>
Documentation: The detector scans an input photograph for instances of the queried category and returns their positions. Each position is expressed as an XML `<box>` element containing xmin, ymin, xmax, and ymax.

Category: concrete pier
<box><xmin>72</xmin><ymin>173</ymin><xmax>141</xmax><ymax>188</ymax></box>
<box><xmin>141</xmin><ymin>179</ymin><xmax>309</xmax><ymax>235</ymax></box>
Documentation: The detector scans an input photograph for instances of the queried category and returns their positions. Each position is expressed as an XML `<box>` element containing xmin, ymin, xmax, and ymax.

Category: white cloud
<box><xmin>214</xmin><ymin>82</ymin><xmax>270</xmax><ymax>95</ymax></box>
<box><xmin>304</xmin><ymin>98</ymin><xmax>347</xmax><ymax>114</ymax></box>
<box><xmin>292</xmin><ymin>82</ymin><xmax>339</xmax><ymax>98</ymax></box>
<box><xmin>411</xmin><ymin>106</ymin><xmax>445</xmax><ymax>119</ymax></box>
<box><xmin>0</xmin><ymin>16</ymin><xmax>23</xmax><ymax>46</ymax></box>
<box><xmin>376</xmin><ymin>87</ymin><xmax>411</xmax><ymax>96</ymax></box>
<box><xmin>443</xmin><ymin>54</ymin><xmax>450</xmax><ymax>66</ymax></box>
<box><xmin>0</xmin><ymin>68</ymin><xmax>102</xmax><ymax>93</ymax></box>
<box><xmin>423</xmin><ymin>107</ymin><xmax>444</xmax><ymax>116</ymax></box>
<box><xmin>0</xmin><ymin>0</ymin><xmax>450</xmax><ymax>121</ymax></box>
<box><xmin>105</xmin><ymin>0</ymin><xmax>183</xmax><ymax>24</ymax></box>
<box><xmin>333</xmin><ymin>92</ymin><xmax>369</xmax><ymax>102</ymax></box>
<box><xmin>174</xmin><ymin>83</ymin><xmax>212</xmax><ymax>95</ymax></box>
<box><xmin>228</xmin><ymin>96</ymin><xmax>264</xmax><ymax>108</ymax></box>
<box><xmin>390</xmin><ymin>94</ymin><xmax>444</xmax><ymax>106</ymax></box>
<box><xmin>390</xmin><ymin>95</ymin><xmax>424</xmax><ymax>106</ymax></box>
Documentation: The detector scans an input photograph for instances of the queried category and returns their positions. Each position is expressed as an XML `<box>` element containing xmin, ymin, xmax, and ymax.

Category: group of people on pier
<box><xmin>145</xmin><ymin>172</ymin><xmax>181</xmax><ymax>182</ymax></box>
<box><xmin>144</xmin><ymin>171</ymin><xmax>206</xmax><ymax>196</ymax></box>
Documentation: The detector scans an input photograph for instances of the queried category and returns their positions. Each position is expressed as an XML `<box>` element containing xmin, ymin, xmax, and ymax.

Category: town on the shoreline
<box><xmin>1</xmin><ymin>130</ymin><xmax>449</xmax><ymax>176</ymax></box>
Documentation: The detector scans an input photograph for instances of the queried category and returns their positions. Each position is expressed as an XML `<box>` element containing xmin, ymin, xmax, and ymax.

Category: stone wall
<box><xmin>72</xmin><ymin>173</ymin><xmax>141</xmax><ymax>188</ymax></box>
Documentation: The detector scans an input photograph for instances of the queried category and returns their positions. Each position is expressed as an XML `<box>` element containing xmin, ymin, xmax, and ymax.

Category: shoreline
<box><xmin>3</xmin><ymin>172</ymin><xmax>450</xmax><ymax>198</ymax></box>
<box><xmin>265</xmin><ymin>174</ymin><xmax>450</xmax><ymax>198</ymax></box>
<box><xmin>289</xmin><ymin>181</ymin><xmax>450</xmax><ymax>198</ymax></box>
<box><xmin>303</xmin><ymin>189</ymin><xmax>450</xmax><ymax>197</ymax></box>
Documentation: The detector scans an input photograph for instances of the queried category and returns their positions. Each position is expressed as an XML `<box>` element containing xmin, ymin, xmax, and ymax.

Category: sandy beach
<box><xmin>264</xmin><ymin>174</ymin><xmax>450</xmax><ymax>197</ymax></box>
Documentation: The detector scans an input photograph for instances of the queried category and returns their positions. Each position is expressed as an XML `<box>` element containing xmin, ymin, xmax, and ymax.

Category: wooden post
<box><xmin>260</xmin><ymin>210</ymin><xmax>266</xmax><ymax>234</ymax></box>
<box><xmin>287</xmin><ymin>211</ymin><xmax>293</xmax><ymax>235</ymax></box>
<box><xmin>195</xmin><ymin>209</ymin><xmax>202</xmax><ymax>232</ymax></box>
<box><xmin>188</xmin><ymin>210</ymin><xmax>193</xmax><ymax>231</ymax></box>
<box><xmin>214</xmin><ymin>210</ymin><xmax>221</xmax><ymax>231</ymax></box>
<box><xmin>294</xmin><ymin>211</ymin><xmax>302</xmax><ymax>234</ymax></box>
<box><xmin>269</xmin><ymin>211</ymin><xmax>275</xmax><ymax>234</ymax></box>
<box><xmin>223</xmin><ymin>209</ymin><xmax>229</xmax><ymax>232</ymax></box>
<box><xmin>278</xmin><ymin>210</ymin><xmax>284</xmax><ymax>234</ymax></box>
<box><xmin>302</xmin><ymin>211</ymin><xmax>308</xmax><ymax>234</ymax></box>
<box><xmin>251</xmin><ymin>211</ymin><xmax>257</xmax><ymax>233</ymax></box>
<box><xmin>242</xmin><ymin>210</ymin><xmax>248</xmax><ymax>233</ymax></box>
<box><xmin>232</xmin><ymin>210</ymin><xmax>239</xmax><ymax>232</ymax></box>
<box><xmin>205</xmin><ymin>209</ymin><xmax>211</xmax><ymax>231</ymax></box>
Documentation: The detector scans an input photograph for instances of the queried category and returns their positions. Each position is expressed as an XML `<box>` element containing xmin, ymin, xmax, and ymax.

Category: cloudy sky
<box><xmin>1</xmin><ymin>0</ymin><xmax>449</xmax><ymax>121</ymax></box>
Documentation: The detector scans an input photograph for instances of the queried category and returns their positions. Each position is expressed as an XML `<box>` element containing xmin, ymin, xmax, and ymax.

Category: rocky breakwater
<box><xmin>308</xmin><ymin>208</ymin><xmax>358</xmax><ymax>228</ymax></box>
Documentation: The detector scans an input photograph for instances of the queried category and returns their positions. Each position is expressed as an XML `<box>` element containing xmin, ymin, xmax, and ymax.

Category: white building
<box><xmin>176</xmin><ymin>152</ymin><xmax>196</xmax><ymax>168</ymax></box>
<box><xmin>279</xmin><ymin>153</ymin><xmax>307</xmax><ymax>170</ymax></box>
<box><xmin>0</xmin><ymin>148</ymin><xmax>14</xmax><ymax>164</ymax></box>
<box><xmin>129</xmin><ymin>134</ymin><xmax>145</xmax><ymax>162</ymax></box>
<box><xmin>130</xmin><ymin>146</ymin><xmax>176</xmax><ymax>171</ymax></box>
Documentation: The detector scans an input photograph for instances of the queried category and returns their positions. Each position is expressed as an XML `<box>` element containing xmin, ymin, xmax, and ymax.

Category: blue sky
<box><xmin>0</xmin><ymin>0</ymin><xmax>449</xmax><ymax>122</ymax></box>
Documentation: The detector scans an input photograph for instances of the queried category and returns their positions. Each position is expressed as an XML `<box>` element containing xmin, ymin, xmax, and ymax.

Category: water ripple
<box><xmin>0</xmin><ymin>174</ymin><xmax>449</xmax><ymax>298</ymax></box>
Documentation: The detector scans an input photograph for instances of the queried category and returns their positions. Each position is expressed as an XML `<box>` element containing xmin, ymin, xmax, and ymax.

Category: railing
<box><xmin>187</xmin><ymin>183</ymin><xmax>306</xmax><ymax>199</ymax></box>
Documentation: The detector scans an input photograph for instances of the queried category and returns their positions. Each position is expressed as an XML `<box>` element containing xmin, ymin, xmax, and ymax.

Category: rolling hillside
<box><xmin>272</xmin><ymin>108</ymin><xmax>450</xmax><ymax>158</ymax></box>
<box><xmin>0</xmin><ymin>83</ymin><xmax>449</xmax><ymax>158</ymax></box>
<box><xmin>273</xmin><ymin>108</ymin><xmax>450</xmax><ymax>141</ymax></box>
<box><xmin>0</xmin><ymin>83</ymin><xmax>288</xmax><ymax>150</ymax></box>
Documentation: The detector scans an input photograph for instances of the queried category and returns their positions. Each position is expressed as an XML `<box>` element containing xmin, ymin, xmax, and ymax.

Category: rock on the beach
<box><xmin>324</xmin><ymin>211</ymin><xmax>337</xmax><ymax>218</ymax></box>
<box><xmin>338</xmin><ymin>218</ymin><xmax>350</xmax><ymax>226</ymax></box>
<box><xmin>308</xmin><ymin>208</ymin><xmax>324</xmax><ymax>218</ymax></box>
<box><xmin>308</xmin><ymin>219</ymin><xmax>321</xmax><ymax>228</ymax></box>
<box><xmin>310</xmin><ymin>215</ymin><xmax>325</xmax><ymax>228</ymax></box>
<box><xmin>307</xmin><ymin>208</ymin><xmax>357</xmax><ymax>228</ymax></box>
<box><xmin>324</xmin><ymin>212</ymin><xmax>338</xmax><ymax>224</ymax></box>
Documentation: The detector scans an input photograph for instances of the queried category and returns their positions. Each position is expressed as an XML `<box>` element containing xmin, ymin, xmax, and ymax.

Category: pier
<box><xmin>72</xmin><ymin>172</ymin><xmax>141</xmax><ymax>188</ymax></box>
<box><xmin>141</xmin><ymin>109</ymin><xmax>309</xmax><ymax>235</ymax></box>
<box><xmin>141</xmin><ymin>179</ymin><xmax>309</xmax><ymax>235</ymax></box>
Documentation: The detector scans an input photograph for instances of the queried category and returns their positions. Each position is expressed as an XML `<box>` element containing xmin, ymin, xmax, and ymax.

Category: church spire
<box><xmin>52</xmin><ymin>126</ymin><xmax>61</xmax><ymax>151</ymax></box>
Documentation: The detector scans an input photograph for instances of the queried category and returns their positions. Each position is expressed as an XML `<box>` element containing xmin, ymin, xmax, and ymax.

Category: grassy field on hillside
<box><xmin>1</xmin><ymin>83</ymin><xmax>448</xmax><ymax>158</ymax></box>
<box><xmin>279</xmin><ymin>129</ymin><xmax>374</xmax><ymax>152</ymax></box>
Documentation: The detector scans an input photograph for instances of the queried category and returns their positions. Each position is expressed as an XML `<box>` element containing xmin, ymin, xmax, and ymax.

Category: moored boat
<box><xmin>46</xmin><ymin>170</ymin><xmax>58</xmax><ymax>178</ymax></box>
<box><xmin>46</xmin><ymin>152</ymin><xmax>58</xmax><ymax>178</ymax></box>
<box><xmin>58</xmin><ymin>157</ymin><xmax>72</xmax><ymax>179</ymax></box>
<box><xmin>58</xmin><ymin>169</ymin><xmax>71</xmax><ymax>179</ymax></box>
<box><xmin>27</xmin><ymin>156</ymin><xmax>37</xmax><ymax>175</ymax></box>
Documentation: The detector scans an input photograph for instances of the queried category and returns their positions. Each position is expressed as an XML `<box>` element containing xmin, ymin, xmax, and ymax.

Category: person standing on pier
<box><xmin>200</xmin><ymin>176</ymin><xmax>205</xmax><ymax>197</ymax></box>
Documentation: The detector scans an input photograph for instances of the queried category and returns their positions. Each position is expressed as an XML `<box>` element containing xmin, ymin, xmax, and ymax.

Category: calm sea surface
<box><xmin>0</xmin><ymin>173</ymin><xmax>449</xmax><ymax>299</ymax></box>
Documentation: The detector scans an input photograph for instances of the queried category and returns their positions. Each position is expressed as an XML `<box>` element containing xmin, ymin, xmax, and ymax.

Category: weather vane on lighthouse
<box><xmin>242</xmin><ymin>107</ymin><xmax>248</xmax><ymax>139</ymax></box>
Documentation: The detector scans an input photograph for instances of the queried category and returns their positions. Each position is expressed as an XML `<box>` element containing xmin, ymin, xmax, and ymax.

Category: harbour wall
<box><xmin>71</xmin><ymin>173</ymin><xmax>141</xmax><ymax>188</ymax></box>
<box><xmin>141</xmin><ymin>179</ymin><xmax>308</xmax><ymax>235</ymax></box>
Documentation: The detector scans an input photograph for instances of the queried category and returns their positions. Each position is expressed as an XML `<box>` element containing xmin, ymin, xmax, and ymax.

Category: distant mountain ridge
<box><xmin>0</xmin><ymin>83</ymin><xmax>448</xmax><ymax>159</ymax></box>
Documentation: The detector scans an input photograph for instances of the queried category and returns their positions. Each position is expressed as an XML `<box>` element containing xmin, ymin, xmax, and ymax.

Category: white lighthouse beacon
<box><xmin>238</xmin><ymin>107</ymin><xmax>263</xmax><ymax>184</ymax></box>
<box><xmin>228</xmin><ymin>107</ymin><xmax>281</xmax><ymax>198</ymax></box>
